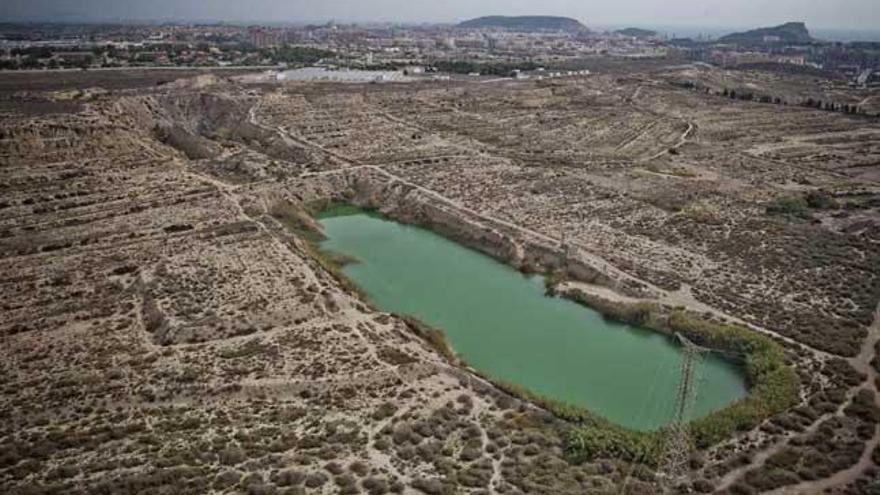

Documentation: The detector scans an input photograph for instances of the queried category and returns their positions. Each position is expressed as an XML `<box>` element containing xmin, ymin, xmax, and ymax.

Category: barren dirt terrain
<box><xmin>2</xmin><ymin>64</ymin><xmax>880</xmax><ymax>494</ymax></box>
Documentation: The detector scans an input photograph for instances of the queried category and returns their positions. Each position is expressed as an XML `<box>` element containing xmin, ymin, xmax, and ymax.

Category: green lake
<box><xmin>318</xmin><ymin>209</ymin><xmax>748</xmax><ymax>431</ymax></box>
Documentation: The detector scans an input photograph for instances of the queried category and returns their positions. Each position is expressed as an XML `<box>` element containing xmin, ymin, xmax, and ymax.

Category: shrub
<box><xmin>142</xmin><ymin>294</ymin><xmax>167</xmax><ymax>334</ymax></box>
<box><xmin>566</xmin><ymin>291</ymin><xmax>660</xmax><ymax>327</ymax></box>
<box><xmin>275</xmin><ymin>469</ymin><xmax>304</xmax><ymax>487</ymax></box>
<box><xmin>666</xmin><ymin>311</ymin><xmax>800</xmax><ymax>447</ymax></box>
<box><xmin>766</xmin><ymin>195</ymin><xmax>809</xmax><ymax>218</ymax></box>
<box><xmin>362</xmin><ymin>477</ymin><xmax>389</xmax><ymax>494</ymax></box>
<box><xmin>566</xmin><ymin>423</ymin><xmax>661</xmax><ymax>466</ymax></box>
<box><xmin>543</xmin><ymin>270</ymin><xmax>566</xmax><ymax>295</ymax></box>
<box><xmin>219</xmin><ymin>445</ymin><xmax>246</xmax><ymax>466</ymax></box>
<box><xmin>397</xmin><ymin>315</ymin><xmax>456</xmax><ymax>362</ymax></box>
<box><xmin>269</xmin><ymin>200</ymin><xmax>325</xmax><ymax>243</ymax></box>
<box><xmin>213</xmin><ymin>470</ymin><xmax>242</xmax><ymax>490</ymax></box>
<box><xmin>804</xmin><ymin>190</ymin><xmax>839</xmax><ymax>210</ymax></box>
<box><xmin>304</xmin><ymin>472</ymin><xmax>328</xmax><ymax>488</ymax></box>
<box><xmin>371</xmin><ymin>402</ymin><xmax>398</xmax><ymax>421</ymax></box>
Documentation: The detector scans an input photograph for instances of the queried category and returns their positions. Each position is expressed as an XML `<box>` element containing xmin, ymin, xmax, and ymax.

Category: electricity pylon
<box><xmin>659</xmin><ymin>333</ymin><xmax>707</xmax><ymax>488</ymax></box>
<box><xmin>560</xmin><ymin>230</ymin><xmax>570</xmax><ymax>262</ymax></box>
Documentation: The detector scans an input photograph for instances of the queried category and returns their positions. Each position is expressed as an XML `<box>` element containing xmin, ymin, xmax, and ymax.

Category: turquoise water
<box><xmin>318</xmin><ymin>210</ymin><xmax>748</xmax><ymax>430</ymax></box>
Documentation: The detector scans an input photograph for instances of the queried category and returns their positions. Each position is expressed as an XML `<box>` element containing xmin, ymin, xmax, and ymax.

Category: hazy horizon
<box><xmin>1</xmin><ymin>0</ymin><xmax>879</xmax><ymax>32</ymax></box>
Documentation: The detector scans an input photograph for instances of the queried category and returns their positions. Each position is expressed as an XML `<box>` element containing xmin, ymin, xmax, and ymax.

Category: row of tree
<box><xmin>675</xmin><ymin>80</ymin><xmax>873</xmax><ymax>117</ymax></box>
<box><xmin>430</xmin><ymin>59</ymin><xmax>541</xmax><ymax>76</ymax></box>
<box><xmin>0</xmin><ymin>55</ymin><xmax>94</xmax><ymax>70</ymax></box>
<box><xmin>720</xmin><ymin>87</ymin><xmax>871</xmax><ymax>116</ymax></box>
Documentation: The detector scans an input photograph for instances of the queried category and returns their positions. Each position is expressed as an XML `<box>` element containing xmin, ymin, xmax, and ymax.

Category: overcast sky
<box><xmin>1</xmin><ymin>0</ymin><xmax>878</xmax><ymax>30</ymax></box>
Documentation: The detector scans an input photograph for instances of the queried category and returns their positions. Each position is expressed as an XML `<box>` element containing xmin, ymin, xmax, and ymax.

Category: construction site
<box><xmin>1</xmin><ymin>61</ymin><xmax>880</xmax><ymax>494</ymax></box>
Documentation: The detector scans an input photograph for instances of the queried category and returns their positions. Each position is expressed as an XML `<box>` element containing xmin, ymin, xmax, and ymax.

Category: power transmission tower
<box><xmin>659</xmin><ymin>333</ymin><xmax>707</xmax><ymax>489</ymax></box>
<box><xmin>559</xmin><ymin>229</ymin><xmax>570</xmax><ymax>265</ymax></box>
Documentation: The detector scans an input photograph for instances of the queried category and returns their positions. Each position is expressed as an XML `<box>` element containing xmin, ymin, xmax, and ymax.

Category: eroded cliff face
<box><xmin>350</xmin><ymin>177</ymin><xmax>521</xmax><ymax>265</ymax></box>
<box><xmin>294</xmin><ymin>169</ymin><xmax>650</xmax><ymax>298</ymax></box>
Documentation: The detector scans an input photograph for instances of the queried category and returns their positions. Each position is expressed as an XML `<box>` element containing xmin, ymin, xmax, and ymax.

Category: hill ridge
<box><xmin>719</xmin><ymin>22</ymin><xmax>813</xmax><ymax>44</ymax></box>
<box><xmin>457</xmin><ymin>15</ymin><xmax>587</xmax><ymax>33</ymax></box>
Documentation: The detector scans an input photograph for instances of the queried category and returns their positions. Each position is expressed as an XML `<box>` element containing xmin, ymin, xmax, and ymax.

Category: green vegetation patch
<box><xmin>542</xmin><ymin>270</ymin><xmax>566</xmax><ymax>295</ymax></box>
<box><xmin>667</xmin><ymin>311</ymin><xmax>800</xmax><ymax>447</ymax></box>
<box><xmin>312</xmin><ymin>200</ymin><xmax>369</xmax><ymax>220</ymax></box>
<box><xmin>396</xmin><ymin>314</ymin><xmax>457</xmax><ymax>362</ymax></box>
<box><xmin>218</xmin><ymin>338</ymin><xmax>269</xmax><ymax>360</ymax></box>
<box><xmin>262</xmin><ymin>46</ymin><xmax>336</xmax><ymax>66</ymax></box>
<box><xmin>268</xmin><ymin>199</ymin><xmax>326</xmax><ymax>243</ymax></box>
<box><xmin>432</xmin><ymin>59</ymin><xmax>542</xmax><ymax>76</ymax></box>
<box><xmin>766</xmin><ymin>194</ymin><xmax>810</xmax><ymax>218</ymax></box>
<box><xmin>766</xmin><ymin>190</ymin><xmax>839</xmax><ymax>218</ymax></box>
<box><xmin>489</xmin><ymin>378</ymin><xmax>664</xmax><ymax>465</ymax></box>
<box><xmin>564</xmin><ymin>290</ymin><xmax>800</xmax><ymax>458</ymax></box>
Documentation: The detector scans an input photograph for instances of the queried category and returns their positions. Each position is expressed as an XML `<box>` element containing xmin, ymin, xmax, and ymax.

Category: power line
<box><xmin>658</xmin><ymin>333</ymin><xmax>708</xmax><ymax>490</ymax></box>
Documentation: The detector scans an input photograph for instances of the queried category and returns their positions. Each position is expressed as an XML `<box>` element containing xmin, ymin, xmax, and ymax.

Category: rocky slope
<box><xmin>719</xmin><ymin>22</ymin><xmax>813</xmax><ymax>44</ymax></box>
<box><xmin>457</xmin><ymin>16</ymin><xmax>587</xmax><ymax>33</ymax></box>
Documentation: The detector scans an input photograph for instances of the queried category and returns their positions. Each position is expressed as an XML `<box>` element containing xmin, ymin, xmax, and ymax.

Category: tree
<box><xmin>20</xmin><ymin>56</ymin><xmax>41</xmax><ymax>69</ymax></box>
<box><xmin>78</xmin><ymin>55</ymin><xmax>95</xmax><ymax>70</ymax></box>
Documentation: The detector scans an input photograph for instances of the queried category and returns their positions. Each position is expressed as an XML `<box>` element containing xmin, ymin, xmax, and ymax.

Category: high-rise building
<box><xmin>249</xmin><ymin>28</ymin><xmax>282</xmax><ymax>48</ymax></box>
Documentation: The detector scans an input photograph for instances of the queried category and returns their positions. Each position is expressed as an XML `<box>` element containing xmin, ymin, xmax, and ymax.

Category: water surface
<box><xmin>318</xmin><ymin>210</ymin><xmax>747</xmax><ymax>430</ymax></box>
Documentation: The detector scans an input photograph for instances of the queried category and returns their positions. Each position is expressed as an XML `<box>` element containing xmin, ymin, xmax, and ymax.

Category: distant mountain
<box><xmin>614</xmin><ymin>27</ymin><xmax>657</xmax><ymax>38</ymax></box>
<box><xmin>457</xmin><ymin>16</ymin><xmax>587</xmax><ymax>33</ymax></box>
<box><xmin>719</xmin><ymin>22</ymin><xmax>813</xmax><ymax>44</ymax></box>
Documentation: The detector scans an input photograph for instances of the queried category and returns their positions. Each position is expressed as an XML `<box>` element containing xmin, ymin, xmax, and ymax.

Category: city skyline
<box><xmin>1</xmin><ymin>0</ymin><xmax>879</xmax><ymax>31</ymax></box>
